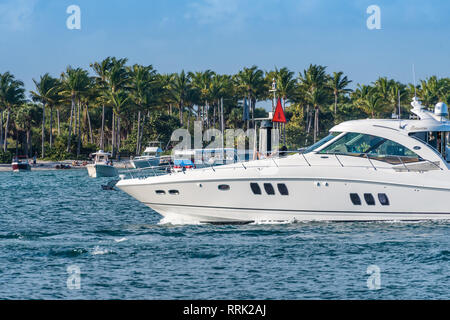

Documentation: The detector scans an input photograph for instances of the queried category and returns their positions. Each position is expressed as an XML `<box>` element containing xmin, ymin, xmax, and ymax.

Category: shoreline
<box><xmin>0</xmin><ymin>160</ymin><xmax>130</xmax><ymax>172</ymax></box>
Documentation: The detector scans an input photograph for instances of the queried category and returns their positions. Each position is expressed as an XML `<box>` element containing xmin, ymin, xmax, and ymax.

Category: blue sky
<box><xmin>1</xmin><ymin>0</ymin><xmax>449</xmax><ymax>95</ymax></box>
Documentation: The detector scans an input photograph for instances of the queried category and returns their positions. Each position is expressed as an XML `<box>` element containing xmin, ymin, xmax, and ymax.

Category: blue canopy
<box><xmin>174</xmin><ymin>159</ymin><xmax>194</xmax><ymax>166</ymax></box>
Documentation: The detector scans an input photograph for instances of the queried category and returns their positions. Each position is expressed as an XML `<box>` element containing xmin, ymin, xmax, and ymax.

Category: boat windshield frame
<box><xmin>303</xmin><ymin>132</ymin><xmax>342</xmax><ymax>154</ymax></box>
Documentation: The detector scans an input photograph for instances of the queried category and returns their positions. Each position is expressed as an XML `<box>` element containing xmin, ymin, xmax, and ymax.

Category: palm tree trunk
<box><xmin>15</xmin><ymin>128</ymin><xmax>19</xmax><ymax>156</ymax></box>
<box><xmin>116</xmin><ymin>116</ymin><xmax>121</xmax><ymax>159</ymax></box>
<box><xmin>334</xmin><ymin>93</ymin><xmax>338</xmax><ymax>116</ymax></box>
<box><xmin>179</xmin><ymin>102</ymin><xmax>183</xmax><ymax>125</ymax></box>
<box><xmin>136</xmin><ymin>110</ymin><xmax>141</xmax><ymax>155</ymax></box>
<box><xmin>86</xmin><ymin>104</ymin><xmax>93</xmax><ymax>144</ymax></box>
<box><xmin>76</xmin><ymin>101</ymin><xmax>81</xmax><ymax>157</ymax></box>
<box><xmin>112</xmin><ymin>112</ymin><xmax>116</xmax><ymax>157</ymax></box>
<box><xmin>41</xmin><ymin>103</ymin><xmax>46</xmax><ymax>158</ymax></box>
<box><xmin>139</xmin><ymin>114</ymin><xmax>145</xmax><ymax>153</ymax></box>
<box><xmin>0</xmin><ymin>110</ymin><xmax>3</xmax><ymax>148</ymax></box>
<box><xmin>314</xmin><ymin>107</ymin><xmax>319</xmax><ymax>143</ymax></box>
<box><xmin>57</xmin><ymin>108</ymin><xmax>61</xmax><ymax>135</ymax></box>
<box><xmin>3</xmin><ymin>109</ymin><xmax>10</xmax><ymax>152</ymax></box>
<box><xmin>100</xmin><ymin>105</ymin><xmax>105</xmax><ymax>150</ymax></box>
<box><xmin>67</xmin><ymin>98</ymin><xmax>74</xmax><ymax>152</ymax></box>
<box><xmin>49</xmin><ymin>106</ymin><xmax>53</xmax><ymax>148</ymax></box>
<box><xmin>26</xmin><ymin>129</ymin><xmax>31</xmax><ymax>157</ymax></box>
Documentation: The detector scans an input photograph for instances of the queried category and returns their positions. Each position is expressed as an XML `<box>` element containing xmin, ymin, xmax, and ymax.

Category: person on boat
<box><xmin>33</xmin><ymin>153</ymin><xmax>37</xmax><ymax>166</ymax></box>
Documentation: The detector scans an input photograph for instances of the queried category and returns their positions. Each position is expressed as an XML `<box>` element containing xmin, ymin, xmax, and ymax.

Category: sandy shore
<box><xmin>0</xmin><ymin>159</ymin><xmax>130</xmax><ymax>172</ymax></box>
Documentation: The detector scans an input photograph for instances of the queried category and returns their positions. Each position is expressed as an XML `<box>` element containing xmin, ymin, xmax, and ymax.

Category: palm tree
<box><xmin>234</xmin><ymin>66</ymin><xmax>266</xmax><ymax>129</ymax></box>
<box><xmin>208</xmin><ymin>74</ymin><xmax>232</xmax><ymax>129</ymax></box>
<box><xmin>387</xmin><ymin>81</ymin><xmax>407</xmax><ymax>117</ymax></box>
<box><xmin>356</xmin><ymin>87</ymin><xmax>384</xmax><ymax>118</ymax></box>
<box><xmin>14</xmin><ymin>103</ymin><xmax>40</xmax><ymax>157</ymax></box>
<box><xmin>0</xmin><ymin>72</ymin><xmax>25</xmax><ymax>152</ymax></box>
<box><xmin>31</xmin><ymin>73</ymin><xmax>61</xmax><ymax>157</ymax></box>
<box><xmin>329</xmin><ymin>71</ymin><xmax>352</xmax><ymax>116</ymax></box>
<box><xmin>90</xmin><ymin>57</ymin><xmax>113</xmax><ymax>150</ymax></box>
<box><xmin>60</xmin><ymin>67</ymin><xmax>91</xmax><ymax>155</ymax></box>
<box><xmin>106</xmin><ymin>89</ymin><xmax>130</xmax><ymax>154</ymax></box>
<box><xmin>305</xmin><ymin>87</ymin><xmax>329</xmax><ymax>143</ymax></box>
<box><xmin>103</xmin><ymin>58</ymin><xmax>129</xmax><ymax>157</ymax></box>
<box><xmin>190</xmin><ymin>70</ymin><xmax>215</xmax><ymax>128</ymax></box>
<box><xmin>169</xmin><ymin>70</ymin><xmax>192</xmax><ymax>126</ymax></box>
<box><xmin>128</xmin><ymin>64</ymin><xmax>158</xmax><ymax>154</ymax></box>
<box><xmin>298</xmin><ymin>65</ymin><xmax>329</xmax><ymax>142</ymax></box>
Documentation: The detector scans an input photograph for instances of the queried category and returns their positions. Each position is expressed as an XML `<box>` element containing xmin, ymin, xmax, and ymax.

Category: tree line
<box><xmin>0</xmin><ymin>58</ymin><xmax>449</xmax><ymax>162</ymax></box>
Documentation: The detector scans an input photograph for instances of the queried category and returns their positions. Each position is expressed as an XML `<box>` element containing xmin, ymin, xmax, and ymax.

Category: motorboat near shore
<box><xmin>86</xmin><ymin>151</ymin><xmax>118</xmax><ymax>178</ymax></box>
<box><xmin>11</xmin><ymin>156</ymin><xmax>31</xmax><ymax>172</ymax></box>
<box><xmin>130</xmin><ymin>142</ymin><xmax>163</xmax><ymax>169</ymax></box>
<box><xmin>117</xmin><ymin>98</ymin><xmax>450</xmax><ymax>223</ymax></box>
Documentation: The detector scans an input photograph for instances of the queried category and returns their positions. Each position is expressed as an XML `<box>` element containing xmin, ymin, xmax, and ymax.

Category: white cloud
<box><xmin>185</xmin><ymin>0</ymin><xmax>244</xmax><ymax>30</ymax></box>
<box><xmin>0</xmin><ymin>0</ymin><xmax>37</xmax><ymax>31</ymax></box>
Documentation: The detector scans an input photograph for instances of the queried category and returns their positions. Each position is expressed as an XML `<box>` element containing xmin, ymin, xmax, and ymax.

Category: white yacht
<box><xmin>86</xmin><ymin>151</ymin><xmax>118</xmax><ymax>178</ymax></box>
<box><xmin>130</xmin><ymin>146</ymin><xmax>163</xmax><ymax>169</ymax></box>
<box><xmin>117</xmin><ymin>98</ymin><xmax>450</xmax><ymax>223</ymax></box>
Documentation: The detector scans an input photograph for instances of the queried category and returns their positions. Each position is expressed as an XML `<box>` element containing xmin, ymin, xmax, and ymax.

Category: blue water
<box><xmin>0</xmin><ymin>170</ymin><xmax>449</xmax><ymax>299</ymax></box>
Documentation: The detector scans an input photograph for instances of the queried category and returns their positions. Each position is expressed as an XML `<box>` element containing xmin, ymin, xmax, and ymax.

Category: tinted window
<box><xmin>250</xmin><ymin>183</ymin><xmax>261</xmax><ymax>195</ymax></box>
<box><xmin>169</xmin><ymin>190</ymin><xmax>179</xmax><ymax>195</ymax></box>
<box><xmin>264</xmin><ymin>183</ymin><xmax>275</xmax><ymax>195</ymax></box>
<box><xmin>364</xmin><ymin>193</ymin><xmax>375</xmax><ymax>205</ymax></box>
<box><xmin>320</xmin><ymin>132</ymin><xmax>420</xmax><ymax>161</ymax></box>
<box><xmin>378</xmin><ymin>193</ymin><xmax>390</xmax><ymax>206</ymax></box>
<box><xmin>218</xmin><ymin>184</ymin><xmax>230</xmax><ymax>191</ymax></box>
<box><xmin>155</xmin><ymin>190</ymin><xmax>166</xmax><ymax>195</ymax></box>
<box><xmin>350</xmin><ymin>193</ymin><xmax>361</xmax><ymax>205</ymax></box>
<box><xmin>277</xmin><ymin>183</ymin><xmax>289</xmax><ymax>196</ymax></box>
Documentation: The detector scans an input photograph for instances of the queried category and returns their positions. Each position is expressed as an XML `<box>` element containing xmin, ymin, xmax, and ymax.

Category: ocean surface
<box><xmin>0</xmin><ymin>169</ymin><xmax>449</xmax><ymax>300</ymax></box>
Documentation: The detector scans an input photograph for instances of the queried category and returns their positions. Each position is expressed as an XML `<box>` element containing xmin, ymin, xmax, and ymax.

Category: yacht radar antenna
<box><xmin>398</xmin><ymin>90</ymin><xmax>402</xmax><ymax>128</ymax></box>
<box><xmin>412</xmin><ymin>64</ymin><xmax>417</xmax><ymax>98</ymax></box>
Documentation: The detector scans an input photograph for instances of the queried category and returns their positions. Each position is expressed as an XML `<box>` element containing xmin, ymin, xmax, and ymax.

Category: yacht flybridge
<box><xmin>117</xmin><ymin>98</ymin><xmax>450</xmax><ymax>223</ymax></box>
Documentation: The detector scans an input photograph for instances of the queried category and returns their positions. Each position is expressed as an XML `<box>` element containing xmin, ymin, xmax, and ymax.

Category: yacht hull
<box><xmin>117</xmin><ymin>162</ymin><xmax>450</xmax><ymax>223</ymax></box>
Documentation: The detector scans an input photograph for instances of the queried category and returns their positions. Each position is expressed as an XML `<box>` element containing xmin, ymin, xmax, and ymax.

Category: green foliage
<box><xmin>0</xmin><ymin>150</ymin><xmax>13</xmax><ymax>164</ymax></box>
<box><xmin>121</xmin><ymin>113</ymin><xmax>180</xmax><ymax>155</ymax></box>
<box><xmin>43</xmin><ymin>134</ymin><xmax>76</xmax><ymax>160</ymax></box>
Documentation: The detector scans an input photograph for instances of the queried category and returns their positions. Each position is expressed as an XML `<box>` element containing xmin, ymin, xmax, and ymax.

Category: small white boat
<box><xmin>86</xmin><ymin>151</ymin><xmax>118</xmax><ymax>178</ymax></box>
<box><xmin>130</xmin><ymin>146</ymin><xmax>163</xmax><ymax>169</ymax></box>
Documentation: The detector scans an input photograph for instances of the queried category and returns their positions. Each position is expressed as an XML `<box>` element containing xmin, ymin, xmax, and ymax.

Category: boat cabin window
<box><xmin>350</xmin><ymin>193</ymin><xmax>361</xmax><ymax>205</ymax></box>
<box><xmin>250</xmin><ymin>183</ymin><xmax>262</xmax><ymax>195</ymax></box>
<box><xmin>410</xmin><ymin>131</ymin><xmax>448</xmax><ymax>161</ymax></box>
<box><xmin>378</xmin><ymin>193</ymin><xmax>390</xmax><ymax>206</ymax></box>
<box><xmin>264</xmin><ymin>183</ymin><xmax>275</xmax><ymax>195</ymax></box>
<box><xmin>364</xmin><ymin>193</ymin><xmax>376</xmax><ymax>206</ymax></box>
<box><xmin>277</xmin><ymin>183</ymin><xmax>289</xmax><ymax>196</ymax></box>
<box><xmin>218</xmin><ymin>184</ymin><xmax>230</xmax><ymax>191</ymax></box>
<box><xmin>319</xmin><ymin>132</ymin><xmax>421</xmax><ymax>164</ymax></box>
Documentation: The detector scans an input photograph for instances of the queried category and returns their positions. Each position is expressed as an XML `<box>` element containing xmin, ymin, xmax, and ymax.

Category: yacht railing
<box><xmin>118</xmin><ymin>150</ymin><xmax>444</xmax><ymax>180</ymax></box>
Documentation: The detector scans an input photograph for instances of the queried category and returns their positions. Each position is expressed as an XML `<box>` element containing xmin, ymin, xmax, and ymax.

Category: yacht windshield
<box><xmin>319</xmin><ymin>132</ymin><xmax>421</xmax><ymax>164</ymax></box>
<box><xmin>303</xmin><ymin>133</ymin><xmax>341</xmax><ymax>153</ymax></box>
